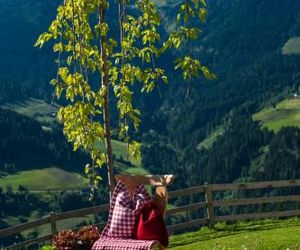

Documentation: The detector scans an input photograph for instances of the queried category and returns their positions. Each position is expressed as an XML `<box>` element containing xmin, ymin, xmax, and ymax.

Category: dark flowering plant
<box><xmin>52</xmin><ymin>226</ymin><xmax>101</xmax><ymax>250</ymax></box>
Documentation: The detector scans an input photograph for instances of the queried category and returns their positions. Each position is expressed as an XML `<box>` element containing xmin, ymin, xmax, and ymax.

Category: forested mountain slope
<box><xmin>0</xmin><ymin>107</ymin><xmax>88</xmax><ymax>174</ymax></box>
<box><xmin>142</xmin><ymin>0</ymin><xmax>300</xmax><ymax>189</ymax></box>
<box><xmin>0</xmin><ymin>0</ymin><xmax>60</xmax><ymax>99</ymax></box>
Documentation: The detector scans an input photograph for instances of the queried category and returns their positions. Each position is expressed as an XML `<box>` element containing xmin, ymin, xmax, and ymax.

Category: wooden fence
<box><xmin>1</xmin><ymin>179</ymin><xmax>300</xmax><ymax>249</ymax></box>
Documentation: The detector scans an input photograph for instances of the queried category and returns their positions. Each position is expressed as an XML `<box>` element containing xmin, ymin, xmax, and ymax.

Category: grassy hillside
<box><xmin>0</xmin><ymin>159</ymin><xmax>147</xmax><ymax>192</ymax></box>
<box><xmin>0</xmin><ymin>97</ymin><xmax>59</xmax><ymax>126</ymax></box>
<box><xmin>0</xmin><ymin>167</ymin><xmax>88</xmax><ymax>191</ymax></box>
<box><xmin>197</xmin><ymin>127</ymin><xmax>224</xmax><ymax>150</ymax></box>
<box><xmin>0</xmin><ymin>164</ymin><xmax>149</xmax><ymax>192</ymax></box>
<box><xmin>97</xmin><ymin>139</ymin><xmax>142</xmax><ymax>167</ymax></box>
<box><xmin>253</xmin><ymin>98</ymin><xmax>300</xmax><ymax>133</ymax></box>
<box><xmin>170</xmin><ymin>218</ymin><xmax>300</xmax><ymax>249</ymax></box>
<box><xmin>282</xmin><ymin>37</ymin><xmax>300</xmax><ymax>55</ymax></box>
<box><xmin>114</xmin><ymin>160</ymin><xmax>150</xmax><ymax>176</ymax></box>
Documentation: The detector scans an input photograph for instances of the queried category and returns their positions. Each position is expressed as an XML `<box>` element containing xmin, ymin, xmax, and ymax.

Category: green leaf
<box><xmin>34</xmin><ymin>32</ymin><xmax>52</xmax><ymax>48</ymax></box>
<box><xmin>129</xmin><ymin>141</ymin><xmax>141</xmax><ymax>159</ymax></box>
<box><xmin>84</xmin><ymin>164</ymin><xmax>91</xmax><ymax>175</ymax></box>
<box><xmin>162</xmin><ymin>76</ymin><xmax>169</xmax><ymax>84</ymax></box>
<box><xmin>200</xmin><ymin>0</ymin><xmax>207</xmax><ymax>6</ymax></box>
<box><xmin>199</xmin><ymin>8</ymin><xmax>207</xmax><ymax>22</ymax></box>
<box><xmin>201</xmin><ymin>66</ymin><xmax>217</xmax><ymax>80</ymax></box>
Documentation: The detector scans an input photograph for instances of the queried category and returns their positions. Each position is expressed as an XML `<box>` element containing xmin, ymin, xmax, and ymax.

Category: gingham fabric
<box><xmin>92</xmin><ymin>237</ymin><xmax>159</xmax><ymax>250</ymax></box>
<box><xmin>92</xmin><ymin>181</ymin><xmax>156</xmax><ymax>250</ymax></box>
<box><xmin>105</xmin><ymin>181</ymin><xmax>152</xmax><ymax>238</ymax></box>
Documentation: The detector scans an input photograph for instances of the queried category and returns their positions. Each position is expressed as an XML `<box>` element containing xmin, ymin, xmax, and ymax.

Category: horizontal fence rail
<box><xmin>1</xmin><ymin>179</ymin><xmax>300</xmax><ymax>249</ymax></box>
<box><xmin>215</xmin><ymin>209</ymin><xmax>300</xmax><ymax>222</ymax></box>
<box><xmin>166</xmin><ymin>201</ymin><xmax>207</xmax><ymax>215</ymax></box>
<box><xmin>210</xmin><ymin>179</ymin><xmax>300</xmax><ymax>191</ymax></box>
<box><xmin>168</xmin><ymin>185</ymin><xmax>205</xmax><ymax>198</ymax></box>
<box><xmin>213</xmin><ymin>195</ymin><xmax>300</xmax><ymax>207</ymax></box>
<box><xmin>0</xmin><ymin>217</ymin><xmax>50</xmax><ymax>238</ymax></box>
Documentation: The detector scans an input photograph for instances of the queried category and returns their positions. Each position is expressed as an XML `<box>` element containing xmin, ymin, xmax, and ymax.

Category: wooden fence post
<box><xmin>50</xmin><ymin>212</ymin><xmax>57</xmax><ymax>235</ymax></box>
<box><xmin>204</xmin><ymin>182</ymin><xmax>215</xmax><ymax>226</ymax></box>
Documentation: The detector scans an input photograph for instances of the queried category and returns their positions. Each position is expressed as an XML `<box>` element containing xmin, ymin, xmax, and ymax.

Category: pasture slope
<box><xmin>253</xmin><ymin>98</ymin><xmax>300</xmax><ymax>133</ymax></box>
<box><xmin>170</xmin><ymin>218</ymin><xmax>300</xmax><ymax>249</ymax></box>
<box><xmin>197</xmin><ymin>97</ymin><xmax>300</xmax><ymax>151</ymax></box>
<box><xmin>0</xmin><ymin>167</ymin><xmax>88</xmax><ymax>191</ymax></box>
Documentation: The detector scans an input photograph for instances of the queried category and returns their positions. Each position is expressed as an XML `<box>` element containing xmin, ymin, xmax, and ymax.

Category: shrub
<box><xmin>52</xmin><ymin>230</ymin><xmax>77</xmax><ymax>250</ymax></box>
<box><xmin>77</xmin><ymin>226</ymin><xmax>101</xmax><ymax>250</ymax></box>
<box><xmin>52</xmin><ymin>226</ymin><xmax>101</xmax><ymax>250</ymax></box>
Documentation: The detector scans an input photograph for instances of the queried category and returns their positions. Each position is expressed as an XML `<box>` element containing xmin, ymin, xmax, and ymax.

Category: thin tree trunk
<box><xmin>103</xmin><ymin>80</ymin><xmax>115</xmax><ymax>198</ymax></box>
<box><xmin>98</xmin><ymin>4</ymin><xmax>115</xmax><ymax>198</ymax></box>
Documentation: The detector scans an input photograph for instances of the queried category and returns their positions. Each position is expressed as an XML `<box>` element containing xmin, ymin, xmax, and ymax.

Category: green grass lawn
<box><xmin>0</xmin><ymin>167</ymin><xmax>88</xmax><ymax>191</ymax></box>
<box><xmin>170</xmin><ymin>218</ymin><xmax>300</xmax><ymax>249</ymax></box>
<box><xmin>253</xmin><ymin>98</ymin><xmax>300</xmax><ymax>133</ymax></box>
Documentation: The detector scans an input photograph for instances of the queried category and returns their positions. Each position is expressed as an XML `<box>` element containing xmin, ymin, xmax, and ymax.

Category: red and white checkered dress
<box><xmin>92</xmin><ymin>237</ymin><xmax>159</xmax><ymax>250</ymax></box>
<box><xmin>92</xmin><ymin>181</ymin><xmax>159</xmax><ymax>250</ymax></box>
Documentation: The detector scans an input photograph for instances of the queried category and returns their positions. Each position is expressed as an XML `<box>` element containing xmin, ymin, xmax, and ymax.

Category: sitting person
<box><xmin>92</xmin><ymin>174</ymin><xmax>174</xmax><ymax>250</ymax></box>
